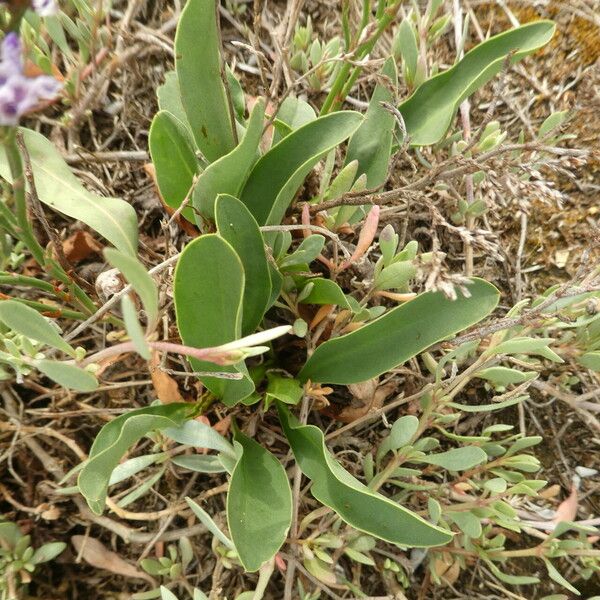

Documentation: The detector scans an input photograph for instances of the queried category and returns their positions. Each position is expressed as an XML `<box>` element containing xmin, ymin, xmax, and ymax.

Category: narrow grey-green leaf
<box><xmin>227</xmin><ymin>428</ymin><xmax>292</xmax><ymax>571</ymax></box>
<box><xmin>172</xmin><ymin>455</ymin><xmax>226</xmax><ymax>473</ymax></box>
<box><xmin>415</xmin><ymin>446</ymin><xmax>487</xmax><ymax>471</ymax></box>
<box><xmin>78</xmin><ymin>403</ymin><xmax>192</xmax><ymax>514</ymax></box>
<box><xmin>299</xmin><ymin>278</ymin><xmax>499</xmax><ymax>384</ymax></box>
<box><xmin>35</xmin><ymin>360</ymin><xmax>98</xmax><ymax>392</ymax></box>
<box><xmin>173</xmin><ymin>236</ymin><xmax>254</xmax><ymax>405</ymax></box>
<box><xmin>175</xmin><ymin>0</ymin><xmax>235</xmax><ymax>161</ymax></box>
<box><xmin>398</xmin><ymin>21</ymin><xmax>555</xmax><ymax>145</ymax></box>
<box><xmin>345</xmin><ymin>57</ymin><xmax>397</xmax><ymax>187</ymax></box>
<box><xmin>149</xmin><ymin>110</ymin><xmax>199</xmax><ymax>223</ymax></box>
<box><xmin>215</xmin><ymin>194</ymin><xmax>271</xmax><ymax>334</ymax></box>
<box><xmin>163</xmin><ymin>418</ymin><xmax>235</xmax><ymax>457</ymax></box>
<box><xmin>278</xmin><ymin>404</ymin><xmax>452</xmax><ymax>548</ymax></box>
<box><xmin>0</xmin><ymin>128</ymin><xmax>138</xmax><ymax>255</ymax></box>
<box><xmin>186</xmin><ymin>497</ymin><xmax>234</xmax><ymax>549</ymax></box>
<box><xmin>193</xmin><ymin>100</ymin><xmax>265</xmax><ymax>221</ymax></box>
<box><xmin>104</xmin><ymin>248</ymin><xmax>158</xmax><ymax>324</ymax></box>
<box><xmin>121</xmin><ymin>295</ymin><xmax>150</xmax><ymax>359</ymax></box>
<box><xmin>240</xmin><ymin>111</ymin><xmax>363</xmax><ymax>225</ymax></box>
<box><xmin>0</xmin><ymin>300</ymin><xmax>74</xmax><ymax>355</ymax></box>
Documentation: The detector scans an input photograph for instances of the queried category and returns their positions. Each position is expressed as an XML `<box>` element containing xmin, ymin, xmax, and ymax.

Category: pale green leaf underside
<box><xmin>0</xmin><ymin>300</ymin><xmax>74</xmax><ymax>355</ymax></box>
<box><xmin>0</xmin><ymin>128</ymin><xmax>138</xmax><ymax>255</ymax></box>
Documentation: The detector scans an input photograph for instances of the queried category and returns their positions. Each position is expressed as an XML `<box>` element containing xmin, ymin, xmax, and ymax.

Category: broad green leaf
<box><xmin>298</xmin><ymin>278</ymin><xmax>351</xmax><ymax>310</ymax></box>
<box><xmin>175</xmin><ymin>0</ymin><xmax>235</xmax><ymax>161</ymax></box>
<box><xmin>398</xmin><ymin>21</ymin><xmax>555</xmax><ymax>145</ymax></box>
<box><xmin>121</xmin><ymin>295</ymin><xmax>150</xmax><ymax>359</ymax></box>
<box><xmin>104</xmin><ymin>248</ymin><xmax>158</xmax><ymax>324</ymax></box>
<box><xmin>374</xmin><ymin>261</ymin><xmax>416</xmax><ymax>291</ymax></box>
<box><xmin>227</xmin><ymin>428</ymin><xmax>292</xmax><ymax>571</ymax></box>
<box><xmin>0</xmin><ymin>128</ymin><xmax>138</xmax><ymax>255</ymax></box>
<box><xmin>0</xmin><ymin>300</ymin><xmax>74</xmax><ymax>355</ymax></box>
<box><xmin>215</xmin><ymin>194</ymin><xmax>271</xmax><ymax>334</ymax></box>
<box><xmin>272</xmin><ymin>96</ymin><xmax>317</xmax><ymax>145</ymax></box>
<box><xmin>78</xmin><ymin>403</ymin><xmax>192</xmax><ymax>514</ymax></box>
<box><xmin>414</xmin><ymin>446</ymin><xmax>487</xmax><ymax>471</ymax></box>
<box><xmin>447</xmin><ymin>511</ymin><xmax>482</xmax><ymax>538</ymax></box>
<box><xmin>0</xmin><ymin>522</ymin><xmax>21</xmax><ymax>547</ymax></box>
<box><xmin>194</xmin><ymin>100</ymin><xmax>265</xmax><ymax>221</ymax></box>
<box><xmin>345</xmin><ymin>57</ymin><xmax>397</xmax><ymax>187</ymax></box>
<box><xmin>157</xmin><ymin>71</ymin><xmax>191</xmax><ymax>132</ymax></box>
<box><xmin>35</xmin><ymin>360</ymin><xmax>98</xmax><ymax>392</ymax></box>
<box><xmin>299</xmin><ymin>278</ymin><xmax>499</xmax><ymax>384</ymax></box>
<box><xmin>149</xmin><ymin>110</ymin><xmax>199</xmax><ymax>222</ymax></box>
<box><xmin>173</xmin><ymin>235</ymin><xmax>254</xmax><ymax>405</ymax></box>
<box><xmin>163</xmin><ymin>418</ymin><xmax>235</xmax><ymax>457</ymax></box>
<box><xmin>278</xmin><ymin>404</ymin><xmax>452</xmax><ymax>547</ymax></box>
<box><xmin>186</xmin><ymin>497</ymin><xmax>234</xmax><ymax>549</ymax></box>
<box><xmin>240</xmin><ymin>111</ymin><xmax>363</xmax><ymax>225</ymax></box>
<box><xmin>264</xmin><ymin>374</ymin><xmax>303</xmax><ymax>408</ymax></box>
<box><xmin>578</xmin><ymin>351</ymin><xmax>600</xmax><ymax>371</ymax></box>
<box><xmin>279</xmin><ymin>235</ymin><xmax>325</xmax><ymax>269</ymax></box>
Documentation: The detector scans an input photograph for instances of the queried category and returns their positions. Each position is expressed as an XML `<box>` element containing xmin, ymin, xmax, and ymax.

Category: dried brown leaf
<box><xmin>72</xmin><ymin>535</ymin><xmax>155</xmax><ymax>585</ymax></box>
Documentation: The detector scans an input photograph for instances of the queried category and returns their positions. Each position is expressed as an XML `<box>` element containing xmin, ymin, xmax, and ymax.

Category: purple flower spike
<box><xmin>0</xmin><ymin>32</ymin><xmax>61</xmax><ymax>126</ymax></box>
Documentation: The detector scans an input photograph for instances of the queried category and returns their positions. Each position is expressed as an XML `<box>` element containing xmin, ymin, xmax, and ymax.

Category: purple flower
<box><xmin>0</xmin><ymin>33</ymin><xmax>61</xmax><ymax>125</ymax></box>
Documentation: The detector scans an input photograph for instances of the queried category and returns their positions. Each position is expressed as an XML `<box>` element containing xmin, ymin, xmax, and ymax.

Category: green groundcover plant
<box><xmin>0</xmin><ymin>0</ymin><xmax>598</xmax><ymax>598</ymax></box>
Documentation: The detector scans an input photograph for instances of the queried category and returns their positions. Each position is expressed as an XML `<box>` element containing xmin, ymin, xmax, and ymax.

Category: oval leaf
<box><xmin>175</xmin><ymin>0</ymin><xmax>236</xmax><ymax>161</ymax></box>
<box><xmin>215</xmin><ymin>194</ymin><xmax>272</xmax><ymax>334</ymax></box>
<box><xmin>299</xmin><ymin>278</ymin><xmax>499</xmax><ymax>384</ymax></box>
<box><xmin>278</xmin><ymin>404</ymin><xmax>451</xmax><ymax>547</ymax></box>
<box><xmin>173</xmin><ymin>235</ymin><xmax>254</xmax><ymax>405</ymax></box>
<box><xmin>398</xmin><ymin>21</ymin><xmax>555</xmax><ymax>145</ymax></box>
<box><xmin>149</xmin><ymin>110</ymin><xmax>200</xmax><ymax>222</ymax></box>
<box><xmin>0</xmin><ymin>300</ymin><xmax>74</xmax><ymax>355</ymax></box>
<box><xmin>78</xmin><ymin>403</ymin><xmax>192</xmax><ymax>514</ymax></box>
<box><xmin>227</xmin><ymin>428</ymin><xmax>292</xmax><ymax>571</ymax></box>
<box><xmin>0</xmin><ymin>128</ymin><xmax>138</xmax><ymax>255</ymax></box>
<box><xmin>240</xmin><ymin>111</ymin><xmax>363</xmax><ymax>225</ymax></box>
